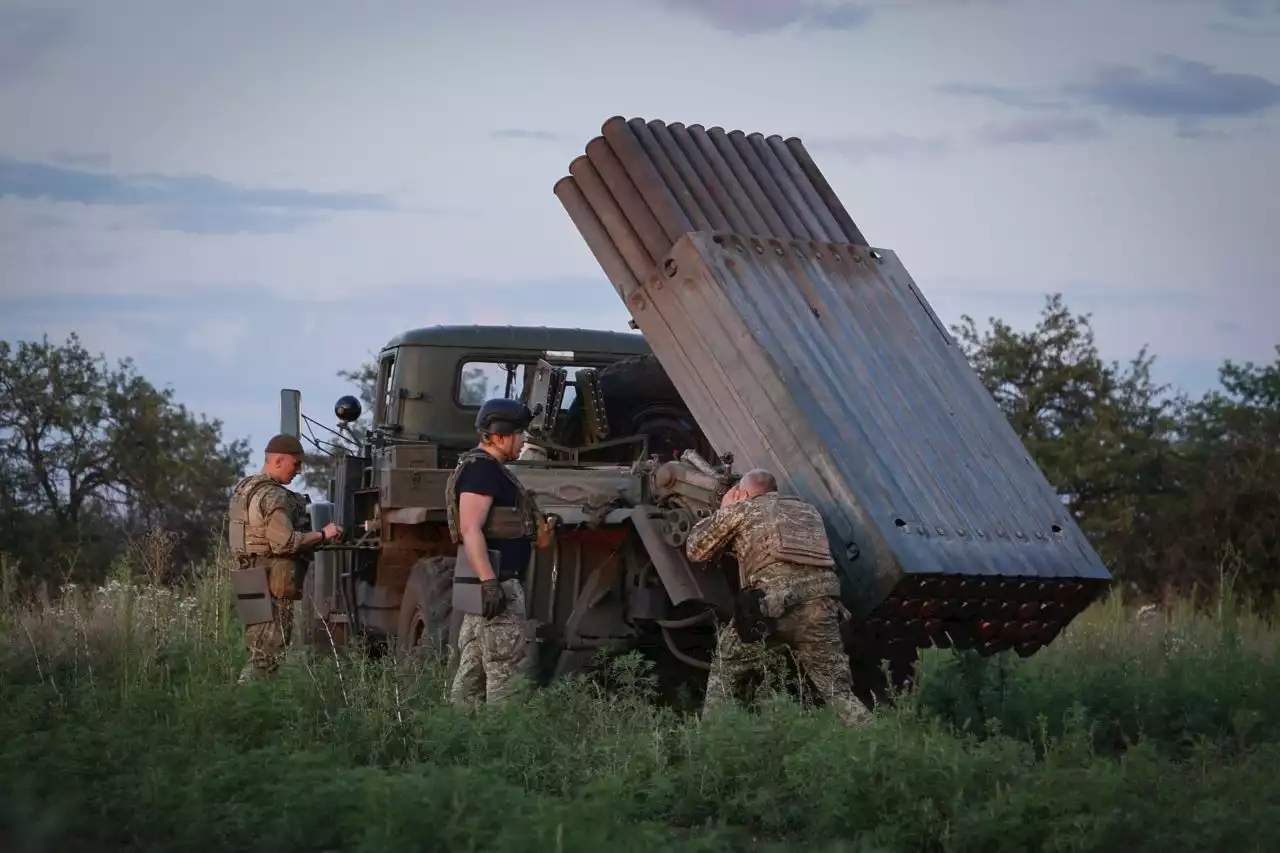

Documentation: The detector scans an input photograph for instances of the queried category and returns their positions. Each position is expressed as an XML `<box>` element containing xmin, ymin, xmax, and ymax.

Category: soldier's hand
<box><xmin>734</xmin><ymin>588</ymin><xmax>772</xmax><ymax>643</ymax></box>
<box><xmin>480</xmin><ymin>578</ymin><xmax>506</xmax><ymax>618</ymax></box>
<box><xmin>737</xmin><ymin>587</ymin><xmax>766</xmax><ymax>622</ymax></box>
<box><xmin>536</xmin><ymin>514</ymin><xmax>559</xmax><ymax>549</ymax></box>
<box><xmin>322</xmin><ymin>522</ymin><xmax>343</xmax><ymax>540</ymax></box>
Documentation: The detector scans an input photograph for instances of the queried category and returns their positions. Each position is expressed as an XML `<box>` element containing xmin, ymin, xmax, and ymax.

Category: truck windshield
<box><xmin>456</xmin><ymin>358</ymin><xmax>585</xmax><ymax>412</ymax></box>
<box><xmin>458</xmin><ymin>360</ymin><xmax>526</xmax><ymax>406</ymax></box>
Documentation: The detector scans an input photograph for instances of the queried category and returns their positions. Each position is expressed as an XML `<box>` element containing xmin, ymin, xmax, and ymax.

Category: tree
<box><xmin>0</xmin><ymin>333</ymin><xmax>250</xmax><ymax>587</ymax></box>
<box><xmin>953</xmin><ymin>294</ymin><xmax>1280</xmax><ymax>610</ymax></box>
<box><xmin>461</xmin><ymin>364</ymin><xmax>492</xmax><ymax>402</ymax></box>
<box><xmin>951</xmin><ymin>294</ymin><xmax>1181</xmax><ymax>577</ymax></box>
<box><xmin>1149</xmin><ymin>348</ymin><xmax>1280</xmax><ymax>605</ymax></box>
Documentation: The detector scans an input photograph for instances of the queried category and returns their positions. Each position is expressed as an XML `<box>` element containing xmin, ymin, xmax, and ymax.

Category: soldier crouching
<box><xmin>227</xmin><ymin>434</ymin><xmax>342</xmax><ymax>683</ymax></box>
<box><xmin>445</xmin><ymin>398</ymin><xmax>556</xmax><ymax>709</ymax></box>
<box><xmin>685</xmin><ymin>469</ymin><xmax>873</xmax><ymax>727</ymax></box>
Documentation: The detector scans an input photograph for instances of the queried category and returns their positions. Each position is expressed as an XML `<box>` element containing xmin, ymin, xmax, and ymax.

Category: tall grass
<box><xmin>2</xmin><ymin>545</ymin><xmax>1279</xmax><ymax>852</ymax></box>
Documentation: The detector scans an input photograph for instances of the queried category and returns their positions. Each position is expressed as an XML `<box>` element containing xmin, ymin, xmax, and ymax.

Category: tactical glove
<box><xmin>480</xmin><ymin>578</ymin><xmax>506</xmax><ymax>619</ymax></box>
<box><xmin>734</xmin><ymin>587</ymin><xmax>775</xmax><ymax>644</ymax></box>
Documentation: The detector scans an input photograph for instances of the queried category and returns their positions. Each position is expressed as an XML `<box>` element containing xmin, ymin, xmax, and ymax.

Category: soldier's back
<box><xmin>229</xmin><ymin>473</ymin><xmax>289</xmax><ymax>556</ymax></box>
<box><xmin>736</xmin><ymin>493</ymin><xmax>835</xmax><ymax>582</ymax></box>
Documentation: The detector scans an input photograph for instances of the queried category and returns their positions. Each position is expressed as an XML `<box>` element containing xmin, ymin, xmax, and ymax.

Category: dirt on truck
<box><xmin>273</xmin><ymin>115</ymin><xmax>1113</xmax><ymax>708</ymax></box>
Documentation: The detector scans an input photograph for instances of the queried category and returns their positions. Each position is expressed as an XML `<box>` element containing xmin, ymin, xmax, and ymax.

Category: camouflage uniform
<box><xmin>445</xmin><ymin>448</ymin><xmax>541</xmax><ymax>709</ymax></box>
<box><xmin>448</xmin><ymin>575</ymin><xmax>529</xmax><ymax>706</ymax></box>
<box><xmin>686</xmin><ymin>492</ymin><xmax>873</xmax><ymax>727</ymax></box>
<box><xmin>228</xmin><ymin>472</ymin><xmax>313</xmax><ymax>682</ymax></box>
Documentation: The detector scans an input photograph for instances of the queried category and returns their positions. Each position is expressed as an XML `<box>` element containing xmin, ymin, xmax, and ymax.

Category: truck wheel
<box><xmin>396</xmin><ymin>555</ymin><xmax>455</xmax><ymax>658</ymax></box>
<box><xmin>573</xmin><ymin>354</ymin><xmax>713</xmax><ymax>461</ymax></box>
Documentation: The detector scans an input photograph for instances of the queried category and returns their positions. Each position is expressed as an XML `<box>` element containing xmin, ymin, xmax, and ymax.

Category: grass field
<box><xmin>2</xmin><ymin>557</ymin><xmax>1278</xmax><ymax>853</ymax></box>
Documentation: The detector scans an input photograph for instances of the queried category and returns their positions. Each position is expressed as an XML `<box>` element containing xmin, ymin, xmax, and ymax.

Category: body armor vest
<box><xmin>445</xmin><ymin>448</ymin><xmax>539</xmax><ymax>544</ymax></box>
<box><xmin>759</xmin><ymin>494</ymin><xmax>837</xmax><ymax>571</ymax></box>
<box><xmin>227</xmin><ymin>473</ymin><xmax>311</xmax><ymax>563</ymax></box>
<box><xmin>732</xmin><ymin>493</ymin><xmax>839</xmax><ymax>603</ymax></box>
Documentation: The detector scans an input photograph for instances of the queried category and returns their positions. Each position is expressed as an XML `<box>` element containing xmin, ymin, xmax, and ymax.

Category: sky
<box><xmin>2</xmin><ymin>0</ymin><xmax>1278</xmax><ymax>477</ymax></box>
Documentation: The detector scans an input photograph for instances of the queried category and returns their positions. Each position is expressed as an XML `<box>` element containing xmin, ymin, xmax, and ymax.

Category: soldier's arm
<box><xmin>685</xmin><ymin>500</ymin><xmax>750</xmax><ymax>564</ymax></box>
<box><xmin>458</xmin><ymin>493</ymin><xmax>497</xmax><ymax>582</ymax></box>
<box><xmin>455</xmin><ymin>462</ymin><xmax>502</xmax><ymax>582</ymax></box>
<box><xmin>258</xmin><ymin>490</ymin><xmax>323</xmax><ymax>555</ymax></box>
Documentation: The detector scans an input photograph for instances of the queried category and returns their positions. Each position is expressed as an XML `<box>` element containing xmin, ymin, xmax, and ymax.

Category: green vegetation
<box><xmin>2</xmin><ymin>551</ymin><xmax>1278</xmax><ymax>852</ymax></box>
<box><xmin>2</xmin><ymin>294</ymin><xmax>1278</xmax><ymax>850</ymax></box>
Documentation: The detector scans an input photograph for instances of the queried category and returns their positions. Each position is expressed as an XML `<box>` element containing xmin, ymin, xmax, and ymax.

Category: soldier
<box><xmin>685</xmin><ymin>469</ymin><xmax>873</xmax><ymax>727</ymax></box>
<box><xmin>446</xmin><ymin>398</ymin><xmax>556</xmax><ymax>708</ymax></box>
<box><xmin>227</xmin><ymin>433</ymin><xmax>342</xmax><ymax>683</ymax></box>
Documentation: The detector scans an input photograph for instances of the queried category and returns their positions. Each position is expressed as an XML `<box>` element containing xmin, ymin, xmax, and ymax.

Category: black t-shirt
<box><xmin>454</xmin><ymin>451</ymin><xmax>532</xmax><ymax>582</ymax></box>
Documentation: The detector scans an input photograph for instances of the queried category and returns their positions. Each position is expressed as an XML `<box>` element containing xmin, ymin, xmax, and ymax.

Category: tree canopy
<box><xmin>952</xmin><ymin>295</ymin><xmax>1278</xmax><ymax>608</ymax></box>
<box><xmin>4</xmin><ymin>297</ymin><xmax>1277</xmax><ymax>611</ymax></box>
<box><xmin>0</xmin><ymin>333</ymin><xmax>249</xmax><ymax>588</ymax></box>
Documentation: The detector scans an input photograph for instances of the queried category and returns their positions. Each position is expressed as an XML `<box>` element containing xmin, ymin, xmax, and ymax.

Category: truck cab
<box><xmin>368</xmin><ymin>325</ymin><xmax>648</xmax><ymax>460</ymax></box>
<box><xmin>292</xmin><ymin>323</ymin><xmax>728</xmax><ymax>689</ymax></box>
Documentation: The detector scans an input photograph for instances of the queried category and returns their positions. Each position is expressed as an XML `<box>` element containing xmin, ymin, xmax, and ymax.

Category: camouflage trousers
<box><xmin>704</xmin><ymin>595</ymin><xmax>873</xmax><ymax>727</ymax></box>
<box><xmin>450</xmin><ymin>579</ymin><xmax>530</xmax><ymax>708</ymax></box>
<box><xmin>238</xmin><ymin>561</ymin><xmax>299</xmax><ymax>683</ymax></box>
<box><xmin>238</xmin><ymin>597</ymin><xmax>294</xmax><ymax>683</ymax></box>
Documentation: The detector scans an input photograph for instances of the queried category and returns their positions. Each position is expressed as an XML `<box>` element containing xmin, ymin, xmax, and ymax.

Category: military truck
<box><xmin>274</xmin><ymin>115</ymin><xmax>1113</xmax><ymax>707</ymax></box>
<box><xmin>286</xmin><ymin>325</ymin><xmax>760</xmax><ymax>696</ymax></box>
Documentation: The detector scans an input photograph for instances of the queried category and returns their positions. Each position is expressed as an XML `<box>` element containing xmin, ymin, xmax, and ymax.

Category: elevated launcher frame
<box><xmin>553</xmin><ymin>116</ymin><xmax>1113</xmax><ymax>658</ymax></box>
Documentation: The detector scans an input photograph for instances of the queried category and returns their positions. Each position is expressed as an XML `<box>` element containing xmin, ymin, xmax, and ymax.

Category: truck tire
<box><xmin>396</xmin><ymin>555</ymin><xmax>455</xmax><ymax>657</ymax></box>
<box><xmin>571</xmin><ymin>354</ymin><xmax>714</xmax><ymax>461</ymax></box>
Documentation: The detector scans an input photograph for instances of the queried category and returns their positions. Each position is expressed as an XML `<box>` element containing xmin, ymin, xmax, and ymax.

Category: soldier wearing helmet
<box><xmin>227</xmin><ymin>433</ymin><xmax>343</xmax><ymax>683</ymax></box>
<box><xmin>445</xmin><ymin>397</ymin><xmax>555</xmax><ymax>708</ymax></box>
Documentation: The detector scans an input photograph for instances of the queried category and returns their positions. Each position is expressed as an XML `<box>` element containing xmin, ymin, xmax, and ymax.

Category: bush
<box><xmin>2</xmin><ymin>561</ymin><xmax>1279</xmax><ymax>853</ymax></box>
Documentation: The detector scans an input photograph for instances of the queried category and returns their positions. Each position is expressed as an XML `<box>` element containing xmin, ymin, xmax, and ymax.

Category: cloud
<box><xmin>0</xmin><ymin>155</ymin><xmax>398</xmax><ymax>234</ymax></box>
<box><xmin>0</xmin><ymin>7</ymin><xmax>73</xmax><ymax>83</ymax></box>
<box><xmin>936</xmin><ymin>83</ymin><xmax>1068</xmax><ymax>111</ymax></box>
<box><xmin>806</xmin><ymin>132</ymin><xmax>949</xmax><ymax>161</ymax></box>
<box><xmin>974</xmin><ymin>117</ymin><xmax>1106</xmax><ymax>145</ymax></box>
<box><xmin>1068</xmin><ymin>55</ymin><xmax>1280</xmax><ymax>119</ymax></box>
<box><xmin>1217</xmin><ymin>0</ymin><xmax>1280</xmax><ymax>17</ymax></box>
<box><xmin>50</xmin><ymin>150</ymin><xmax>111</xmax><ymax>169</ymax></box>
<box><xmin>804</xmin><ymin>3</ymin><xmax>874</xmax><ymax>28</ymax></box>
<box><xmin>1208</xmin><ymin>19</ymin><xmax>1280</xmax><ymax>35</ymax></box>
<box><xmin>1173</xmin><ymin>118</ymin><xmax>1233</xmax><ymax>139</ymax></box>
<box><xmin>490</xmin><ymin>129</ymin><xmax>572</xmax><ymax>143</ymax></box>
<box><xmin>943</xmin><ymin>56</ymin><xmax>1280</xmax><ymax>139</ymax></box>
<box><xmin>656</xmin><ymin>0</ymin><xmax>872</xmax><ymax>34</ymax></box>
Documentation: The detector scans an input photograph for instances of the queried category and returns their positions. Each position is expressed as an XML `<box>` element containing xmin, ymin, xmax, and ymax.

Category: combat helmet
<box><xmin>475</xmin><ymin>397</ymin><xmax>534</xmax><ymax>436</ymax></box>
